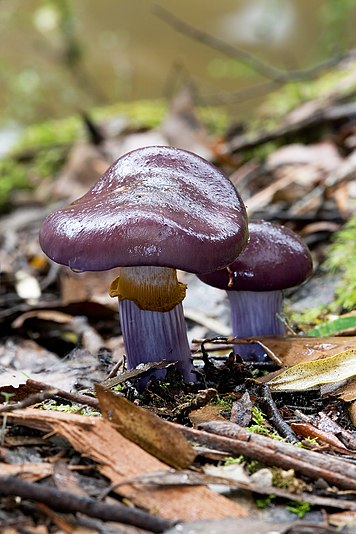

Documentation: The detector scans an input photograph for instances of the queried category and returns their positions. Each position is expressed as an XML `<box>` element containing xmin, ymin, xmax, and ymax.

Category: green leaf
<box><xmin>307</xmin><ymin>315</ymin><xmax>356</xmax><ymax>336</ymax></box>
<box><xmin>268</xmin><ymin>350</ymin><xmax>356</xmax><ymax>391</ymax></box>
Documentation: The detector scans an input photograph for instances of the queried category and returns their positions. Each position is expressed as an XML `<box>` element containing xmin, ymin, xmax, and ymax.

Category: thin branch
<box><xmin>0</xmin><ymin>379</ymin><xmax>99</xmax><ymax>412</ymax></box>
<box><xmin>229</xmin><ymin>100</ymin><xmax>356</xmax><ymax>153</ymax></box>
<box><xmin>154</xmin><ymin>5</ymin><xmax>347</xmax><ymax>83</ymax></box>
<box><xmin>0</xmin><ymin>476</ymin><xmax>174</xmax><ymax>533</ymax></box>
<box><xmin>260</xmin><ymin>383</ymin><xmax>298</xmax><ymax>443</ymax></box>
<box><xmin>170</xmin><ymin>420</ymin><xmax>356</xmax><ymax>490</ymax></box>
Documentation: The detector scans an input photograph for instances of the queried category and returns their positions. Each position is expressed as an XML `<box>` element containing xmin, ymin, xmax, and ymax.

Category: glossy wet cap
<box><xmin>39</xmin><ymin>146</ymin><xmax>248</xmax><ymax>273</ymax></box>
<box><xmin>198</xmin><ymin>220</ymin><xmax>313</xmax><ymax>291</ymax></box>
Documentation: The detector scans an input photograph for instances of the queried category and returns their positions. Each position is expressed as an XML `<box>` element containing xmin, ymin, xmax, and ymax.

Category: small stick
<box><xmin>260</xmin><ymin>383</ymin><xmax>298</xmax><ymax>443</ymax></box>
<box><xmin>0</xmin><ymin>476</ymin><xmax>174</xmax><ymax>533</ymax></box>
<box><xmin>0</xmin><ymin>389</ymin><xmax>60</xmax><ymax>413</ymax></box>
<box><xmin>0</xmin><ymin>379</ymin><xmax>100</xmax><ymax>412</ymax></box>
<box><xmin>194</xmin><ymin>336</ymin><xmax>285</xmax><ymax>367</ymax></box>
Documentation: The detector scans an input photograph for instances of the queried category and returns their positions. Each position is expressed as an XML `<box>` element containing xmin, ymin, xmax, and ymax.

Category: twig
<box><xmin>154</xmin><ymin>5</ymin><xmax>346</xmax><ymax>83</ymax></box>
<box><xmin>0</xmin><ymin>476</ymin><xmax>174</xmax><ymax>533</ymax></box>
<box><xmin>260</xmin><ymin>383</ymin><xmax>298</xmax><ymax>443</ymax></box>
<box><xmin>229</xmin><ymin>101</ymin><xmax>356</xmax><ymax>153</ymax></box>
<box><xmin>194</xmin><ymin>336</ymin><xmax>284</xmax><ymax>367</ymax></box>
<box><xmin>0</xmin><ymin>379</ymin><xmax>100</xmax><ymax>412</ymax></box>
<box><xmin>100</xmin><ymin>360</ymin><xmax>177</xmax><ymax>389</ymax></box>
<box><xmin>27</xmin><ymin>379</ymin><xmax>100</xmax><ymax>409</ymax></box>
<box><xmin>0</xmin><ymin>388</ymin><xmax>59</xmax><ymax>413</ymax></box>
<box><xmin>172</xmin><ymin>388</ymin><xmax>218</xmax><ymax>418</ymax></box>
<box><xmin>170</xmin><ymin>421</ymin><xmax>356</xmax><ymax>490</ymax></box>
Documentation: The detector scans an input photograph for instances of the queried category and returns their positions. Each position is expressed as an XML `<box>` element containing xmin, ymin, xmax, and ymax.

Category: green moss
<box><xmin>93</xmin><ymin>99</ymin><xmax>168</xmax><ymax>129</ymax></box>
<box><xmin>247</xmin><ymin>407</ymin><xmax>285</xmax><ymax>440</ymax></box>
<box><xmin>11</xmin><ymin>99</ymin><xmax>167</xmax><ymax>154</ymax></box>
<box><xmin>256</xmin><ymin>494</ymin><xmax>276</xmax><ymax>508</ymax></box>
<box><xmin>223</xmin><ymin>456</ymin><xmax>244</xmax><ymax>466</ymax></box>
<box><xmin>11</xmin><ymin>98</ymin><xmax>229</xmax><ymax>155</ymax></box>
<box><xmin>13</xmin><ymin>117</ymin><xmax>82</xmax><ymax>153</ymax></box>
<box><xmin>262</xmin><ymin>63</ymin><xmax>356</xmax><ymax>123</ymax></box>
<box><xmin>250</xmin><ymin>406</ymin><xmax>266</xmax><ymax>425</ymax></box>
<box><xmin>40</xmin><ymin>400</ymin><xmax>100</xmax><ymax>416</ymax></box>
<box><xmin>326</xmin><ymin>215</ymin><xmax>356</xmax><ymax>311</ymax></box>
<box><xmin>286</xmin><ymin>500</ymin><xmax>311</xmax><ymax>518</ymax></box>
<box><xmin>211</xmin><ymin>395</ymin><xmax>234</xmax><ymax>410</ymax></box>
<box><xmin>242</xmin><ymin>140</ymin><xmax>282</xmax><ymax>162</ymax></box>
<box><xmin>291</xmin><ymin>216</ymin><xmax>356</xmax><ymax>332</ymax></box>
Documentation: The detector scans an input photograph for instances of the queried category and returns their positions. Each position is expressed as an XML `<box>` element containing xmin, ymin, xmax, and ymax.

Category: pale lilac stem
<box><xmin>118</xmin><ymin>299</ymin><xmax>195</xmax><ymax>382</ymax></box>
<box><xmin>227</xmin><ymin>290</ymin><xmax>284</xmax><ymax>361</ymax></box>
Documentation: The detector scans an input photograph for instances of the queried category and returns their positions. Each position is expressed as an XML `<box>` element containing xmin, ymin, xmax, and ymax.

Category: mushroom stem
<box><xmin>110</xmin><ymin>266</ymin><xmax>195</xmax><ymax>381</ymax></box>
<box><xmin>119</xmin><ymin>299</ymin><xmax>195</xmax><ymax>382</ymax></box>
<box><xmin>227</xmin><ymin>290</ymin><xmax>284</xmax><ymax>362</ymax></box>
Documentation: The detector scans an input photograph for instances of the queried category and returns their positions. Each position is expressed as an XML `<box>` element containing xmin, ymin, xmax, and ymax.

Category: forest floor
<box><xmin>0</xmin><ymin>55</ymin><xmax>356</xmax><ymax>533</ymax></box>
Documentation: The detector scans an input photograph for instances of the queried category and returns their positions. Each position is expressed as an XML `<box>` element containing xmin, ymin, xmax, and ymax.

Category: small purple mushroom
<box><xmin>39</xmin><ymin>146</ymin><xmax>248</xmax><ymax>382</ymax></box>
<box><xmin>198</xmin><ymin>220</ymin><xmax>313</xmax><ymax>361</ymax></box>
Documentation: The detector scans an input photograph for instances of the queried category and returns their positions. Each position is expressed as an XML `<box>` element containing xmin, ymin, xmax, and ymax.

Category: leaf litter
<box><xmin>0</xmin><ymin>60</ymin><xmax>356</xmax><ymax>532</ymax></box>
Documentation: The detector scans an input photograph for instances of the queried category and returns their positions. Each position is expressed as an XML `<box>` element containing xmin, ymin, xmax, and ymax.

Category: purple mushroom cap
<box><xmin>198</xmin><ymin>220</ymin><xmax>313</xmax><ymax>291</ymax></box>
<box><xmin>39</xmin><ymin>146</ymin><xmax>248</xmax><ymax>273</ymax></box>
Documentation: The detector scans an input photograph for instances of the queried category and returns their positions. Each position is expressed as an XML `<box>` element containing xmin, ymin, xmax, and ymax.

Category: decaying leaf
<box><xmin>3</xmin><ymin>408</ymin><xmax>247</xmax><ymax>520</ymax></box>
<box><xmin>95</xmin><ymin>384</ymin><xmax>196</xmax><ymax>469</ymax></box>
<box><xmin>268</xmin><ymin>349</ymin><xmax>356</xmax><ymax>391</ymax></box>
<box><xmin>333</xmin><ymin>378</ymin><xmax>356</xmax><ymax>402</ymax></box>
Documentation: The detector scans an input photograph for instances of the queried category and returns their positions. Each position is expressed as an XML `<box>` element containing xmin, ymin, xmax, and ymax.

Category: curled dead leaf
<box><xmin>95</xmin><ymin>384</ymin><xmax>196</xmax><ymax>469</ymax></box>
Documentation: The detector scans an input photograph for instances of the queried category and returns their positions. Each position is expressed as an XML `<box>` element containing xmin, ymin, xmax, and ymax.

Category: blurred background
<box><xmin>1</xmin><ymin>0</ymin><xmax>356</xmax><ymax>129</ymax></box>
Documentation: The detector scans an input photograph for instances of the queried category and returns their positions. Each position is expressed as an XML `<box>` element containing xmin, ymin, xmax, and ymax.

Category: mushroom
<box><xmin>39</xmin><ymin>146</ymin><xmax>248</xmax><ymax>382</ymax></box>
<box><xmin>198</xmin><ymin>220</ymin><xmax>313</xmax><ymax>361</ymax></box>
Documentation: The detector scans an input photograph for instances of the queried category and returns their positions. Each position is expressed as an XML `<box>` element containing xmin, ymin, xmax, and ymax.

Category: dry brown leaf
<box><xmin>260</xmin><ymin>336</ymin><xmax>355</xmax><ymax>368</ymax></box>
<box><xmin>11</xmin><ymin>310</ymin><xmax>75</xmax><ymax>329</ymax></box>
<box><xmin>349</xmin><ymin>401</ymin><xmax>356</xmax><ymax>427</ymax></box>
<box><xmin>3</xmin><ymin>408</ymin><xmax>247</xmax><ymax>521</ymax></box>
<box><xmin>189</xmin><ymin>405</ymin><xmax>227</xmax><ymax>426</ymax></box>
<box><xmin>335</xmin><ymin>378</ymin><xmax>356</xmax><ymax>402</ymax></box>
<box><xmin>266</xmin><ymin>141</ymin><xmax>342</xmax><ymax>171</ymax></box>
<box><xmin>329</xmin><ymin>510</ymin><xmax>356</xmax><ymax>529</ymax></box>
<box><xmin>60</xmin><ymin>266</ymin><xmax>120</xmax><ymax>308</ymax></box>
<box><xmin>95</xmin><ymin>384</ymin><xmax>196</xmax><ymax>469</ymax></box>
<box><xmin>245</xmin><ymin>172</ymin><xmax>296</xmax><ymax>214</ymax></box>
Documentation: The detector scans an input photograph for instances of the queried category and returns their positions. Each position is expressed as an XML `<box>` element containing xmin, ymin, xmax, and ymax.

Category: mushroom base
<box><xmin>228</xmin><ymin>289</ymin><xmax>284</xmax><ymax>362</ymax></box>
<box><xmin>119</xmin><ymin>298</ymin><xmax>196</xmax><ymax>383</ymax></box>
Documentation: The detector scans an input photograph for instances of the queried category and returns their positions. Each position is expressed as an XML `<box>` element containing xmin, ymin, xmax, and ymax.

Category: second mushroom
<box><xmin>198</xmin><ymin>220</ymin><xmax>313</xmax><ymax>361</ymax></box>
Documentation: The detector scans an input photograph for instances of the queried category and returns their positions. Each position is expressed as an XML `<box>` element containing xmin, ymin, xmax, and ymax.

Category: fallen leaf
<box><xmin>349</xmin><ymin>401</ymin><xmax>356</xmax><ymax>426</ymax></box>
<box><xmin>95</xmin><ymin>384</ymin><xmax>196</xmax><ymax>469</ymax></box>
<box><xmin>189</xmin><ymin>405</ymin><xmax>227</xmax><ymax>426</ymax></box>
<box><xmin>3</xmin><ymin>408</ymin><xmax>247</xmax><ymax>520</ymax></box>
<box><xmin>333</xmin><ymin>378</ymin><xmax>356</xmax><ymax>402</ymax></box>
<box><xmin>268</xmin><ymin>350</ymin><xmax>356</xmax><ymax>391</ymax></box>
<box><xmin>291</xmin><ymin>422</ymin><xmax>353</xmax><ymax>454</ymax></box>
<box><xmin>266</xmin><ymin>141</ymin><xmax>342</xmax><ymax>171</ymax></box>
<box><xmin>307</xmin><ymin>314</ymin><xmax>356</xmax><ymax>337</ymax></box>
<box><xmin>259</xmin><ymin>336</ymin><xmax>355</xmax><ymax>367</ymax></box>
<box><xmin>329</xmin><ymin>510</ymin><xmax>356</xmax><ymax>529</ymax></box>
<box><xmin>59</xmin><ymin>266</ymin><xmax>120</xmax><ymax>308</ymax></box>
